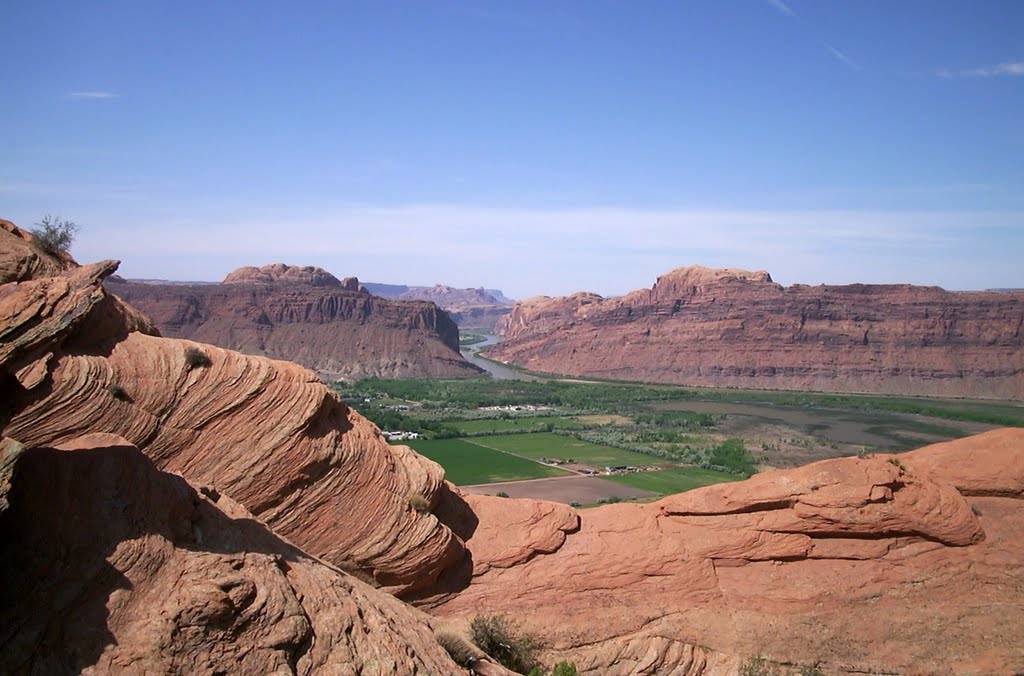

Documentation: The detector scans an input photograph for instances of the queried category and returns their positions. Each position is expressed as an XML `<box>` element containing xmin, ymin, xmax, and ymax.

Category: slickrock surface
<box><xmin>0</xmin><ymin>433</ymin><xmax>467</xmax><ymax>675</ymax></box>
<box><xmin>106</xmin><ymin>263</ymin><xmax>481</xmax><ymax>380</ymax></box>
<box><xmin>1</xmin><ymin>236</ymin><xmax>466</xmax><ymax>594</ymax></box>
<box><xmin>423</xmin><ymin>428</ymin><xmax>1024</xmax><ymax>674</ymax></box>
<box><xmin>492</xmin><ymin>265</ymin><xmax>1024</xmax><ymax>399</ymax></box>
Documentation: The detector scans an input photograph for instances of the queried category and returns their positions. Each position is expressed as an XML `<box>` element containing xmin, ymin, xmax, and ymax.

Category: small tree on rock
<box><xmin>31</xmin><ymin>214</ymin><xmax>79</xmax><ymax>255</ymax></box>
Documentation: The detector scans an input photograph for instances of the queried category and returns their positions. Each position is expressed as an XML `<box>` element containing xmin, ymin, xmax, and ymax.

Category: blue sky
<box><xmin>1</xmin><ymin>1</ymin><xmax>1022</xmax><ymax>298</ymax></box>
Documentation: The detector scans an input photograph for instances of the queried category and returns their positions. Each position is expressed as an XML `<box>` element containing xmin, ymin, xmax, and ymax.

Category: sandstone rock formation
<box><xmin>0</xmin><ymin>221</ymin><xmax>490</xmax><ymax>673</ymax></box>
<box><xmin>1</xmin><ymin>259</ymin><xmax>466</xmax><ymax>594</ymax></box>
<box><xmin>365</xmin><ymin>282</ymin><xmax>513</xmax><ymax>331</ymax></box>
<box><xmin>222</xmin><ymin>262</ymin><xmax>350</xmax><ymax>287</ymax></box>
<box><xmin>0</xmin><ymin>433</ymin><xmax>465</xmax><ymax>674</ymax></box>
<box><xmin>106</xmin><ymin>263</ymin><xmax>482</xmax><ymax>380</ymax></box>
<box><xmin>422</xmin><ymin>428</ymin><xmax>1024</xmax><ymax>674</ymax></box>
<box><xmin>4</xmin><ymin>221</ymin><xmax>1024</xmax><ymax>674</ymax></box>
<box><xmin>491</xmin><ymin>265</ymin><xmax>1024</xmax><ymax>400</ymax></box>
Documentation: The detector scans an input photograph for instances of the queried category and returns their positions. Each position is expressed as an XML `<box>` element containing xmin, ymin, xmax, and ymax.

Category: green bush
<box><xmin>469</xmin><ymin>614</ymin><xmax>542</xmax><ymax>673</ymax></box>
<box><xmin>550</xmin><ymin>662</ymin><xmax>578</xmax><ymax>676</ymax></box>
<box><xmin>708</xmin><ymin>438</ymin><xmax>757</xmax><ymax>476</ymax></box>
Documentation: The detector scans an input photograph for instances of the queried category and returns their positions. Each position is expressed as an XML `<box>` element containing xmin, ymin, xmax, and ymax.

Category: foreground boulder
<box><xmin>0</xmin><ymin>433</ymin><xmax>464</xmax><ymax>674</ymax></box>
<box><xmin>421</xmin><ymin>429</ymin><xmax>1024</xmax><ymax>674</ymax></box>
<box><xmin>492</xmin><ymin>265</ymin><xmax>1024</xmax><ymax>400</ymax></box>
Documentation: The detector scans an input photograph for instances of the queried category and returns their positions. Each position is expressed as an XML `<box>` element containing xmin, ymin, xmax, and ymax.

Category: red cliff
<box><xmin>492</xmin><ymin>265</ymin><xmax>1024</xmax><ymax>400</ymax></box>
<box><xmin>106</xmin><ymin>263</ymin><xmax>482</xmax><ymax>380</ymax></box>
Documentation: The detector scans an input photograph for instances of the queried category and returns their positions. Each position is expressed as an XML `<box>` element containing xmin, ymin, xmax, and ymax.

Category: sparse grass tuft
<box><xmin>184</xmin><ymin>347</ymin><xmax>212</xmax><ymax>369</ymax></box>
<box><xmin>740</xmin><ymin>656</ymin><xmax>823</xmax><ymax>676</ymax></box>
<box><xmin>435</xmin><ymin>630</ymin><xmax>477</xmax><ymax>667</ymax></box>
<box><xmin>407</xmin><ymin>491</ymin><xmax>430</xmax><ymax>513</ymax></box>
<box><xmin>887</xmin><ymin>457</ymin><xmax>907</xmax><ymax>472</ymax></box>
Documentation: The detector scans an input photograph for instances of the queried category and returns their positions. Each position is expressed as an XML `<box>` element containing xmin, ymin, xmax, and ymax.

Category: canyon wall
<box><xmin>492</xmin><ymin>265</ymin><xmax>1024</xmax><ymax>399</ymax></box>
<box><xmin>106</xmin><ymin>264</ymin><xmax>482</xmax><ymax>380</ymax></box>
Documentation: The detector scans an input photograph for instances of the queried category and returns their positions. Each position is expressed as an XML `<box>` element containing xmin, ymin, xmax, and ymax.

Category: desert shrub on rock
<box><xmin>31</xmin><ymin>214</ymin><xmax>79</xmax><ymax>254</ymax></box>
<box><xmin>184</xmin><ymin>346</ymin><xmax>212</xmax><ymax>369</ymax></box>
<box><xmin>469</xmin><ymin>614</ymin><xmax>542</xmax><ymax>673</ymax></box>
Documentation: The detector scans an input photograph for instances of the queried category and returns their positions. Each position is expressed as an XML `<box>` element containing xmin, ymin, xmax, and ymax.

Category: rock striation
<box><xmin>1</xmin><ymin>225</ymin><xmax>472</xmax><ymax>596</ymax></box>
<box><xmin>492</xmin><ymin>264</ymin><xmax>1024</xmax><ymax>399</ymax></box>
<box><xmin>423</xmin><ymin>428</ymin><xmax>1024</xmax><ymax>674</ymax></box>
<box><xmin>106</xmin><ymin>263</ymin><xmax>482</xmax><ymax>380</ymax></box>
<box><xmin>0</xmin><ymin>220</ymin><xmax>492</xmax><ymax>673</ymax></box>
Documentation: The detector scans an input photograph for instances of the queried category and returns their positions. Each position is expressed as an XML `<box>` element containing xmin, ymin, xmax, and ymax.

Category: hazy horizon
<box><xmin>2</xmin><ymin>1</ymin><xmax>1022</xmax><ymax>298</ymax></box>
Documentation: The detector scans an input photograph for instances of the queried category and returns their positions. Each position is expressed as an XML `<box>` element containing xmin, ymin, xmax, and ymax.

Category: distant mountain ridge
<box><xmin>364</xmin><ymin>281</ymin><xmax>514</xmax><ymax>330</ymax></box>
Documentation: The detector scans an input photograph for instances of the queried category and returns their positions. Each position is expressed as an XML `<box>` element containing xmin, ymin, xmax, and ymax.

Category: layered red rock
<box><xmin>0</xmin><ymin>234</ymin><xmax>467</xmax><ymax>595</ymax></box>
<box><xmin>423</xmin><ymin>429</ymin><xmax>1024</xmax><ymax>673</ymax></box>
<box><xmin>492</xmin><ymin>265</ymin><xmax>1024</xmax><ymax>399</ymax></box>
<box><xmin>106</xmin><ymin>264</ymin><xmax>482</xmax><ymax>380</ymax></box>
<box><xmin>0</xmin><ymin>433</ymin><xmax>466</xmax><ymax>674</ymax></box>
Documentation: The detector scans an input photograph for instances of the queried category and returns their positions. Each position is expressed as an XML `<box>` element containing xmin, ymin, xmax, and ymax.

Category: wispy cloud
<box><xmin>937</xmin><ymin>61</ymin><xmax>1024</xmax><ymax>79</ymax></box>
<box><xmin>765</xmin><ymin>2</ymin><xmax>861</xmax><ymax>72</ymax></box>
<box><xmin>68</xmin><ymin>91</ymin><xmax>120</xmax><ymax>100</ymax></box>
<box><xmin>766</xmin><ymin>0</ymin><xmax>796</xmax><ymax>18</ymax></box>
<box><xmin>824</xmin><ymin>42</ymin><xmax>861</xmax><ymax>71</ymax></box>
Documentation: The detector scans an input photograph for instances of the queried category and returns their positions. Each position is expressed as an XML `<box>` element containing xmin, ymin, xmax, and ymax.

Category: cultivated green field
<box><xmin>402</xmin><ymin>438</ymin><xmax>571</xmax><ymax>485</ymax></box>
<box><xmin>607</xmin><ymin>467</ymin><xmax>743</xmax><ymax>495</ymax></box>
<box><xmin>447</xmin><ymin>416</ymin><xmax>585</xmax><ymax>435</ymax></box>
<box><xmin>468</xmin><ymin>432</ymin><xmax>661</xmax><ymax>467</ymax></box>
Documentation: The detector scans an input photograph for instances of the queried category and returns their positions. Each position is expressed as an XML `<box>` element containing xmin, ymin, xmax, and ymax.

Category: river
<box><xmin>460</xmin><ymin>333</ymin><xmax>541</xmax><ymax>381</ymax></box>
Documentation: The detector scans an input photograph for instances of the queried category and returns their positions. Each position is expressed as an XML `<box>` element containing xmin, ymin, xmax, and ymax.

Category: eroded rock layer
<box><xmin>423</xmin><ymin>428</ymin><xmax>1024</xmax><ymax>674</ymax></box>
<box><xmin>491</xmin><ymin>265</ymin><xmax>1024</xmax><ymax>399</ymax></box>
<box><xmin>0</xmin><ymin>231</ymin><xmax>466</xmax><ymax>595</ymax></box>
<box><xmin>106</xmin><ymin>264</ymin><xmax>482</xmax><ymax>380</ymax></box>
<box><xmin>0</xmin><ymin>433</ymin><xmax>463</xmax><ymax>675</ymax></box>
